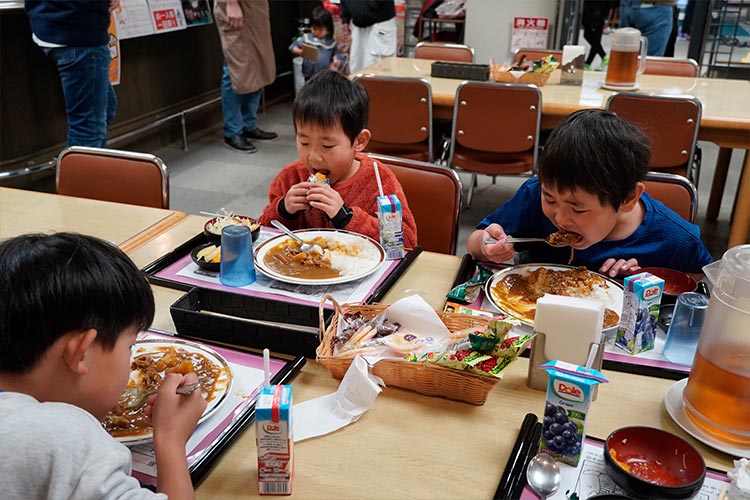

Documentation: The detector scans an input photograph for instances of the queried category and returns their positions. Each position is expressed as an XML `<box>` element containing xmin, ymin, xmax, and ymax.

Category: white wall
<box><xmin>465</xmin><ymin>0</ymin><xmax>559</xmax><ymax>64</ymax></box>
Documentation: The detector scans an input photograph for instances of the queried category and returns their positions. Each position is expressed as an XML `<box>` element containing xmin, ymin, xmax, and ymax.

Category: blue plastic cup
<box><xmin>662</xmin><ymin>292</ymin><xmax>709</xmax><ymax>366</ymax></box>
<box><xmin>220</xmin><ymin>225</ymin><xmax>256</xmax><ymax>287</ymax></box>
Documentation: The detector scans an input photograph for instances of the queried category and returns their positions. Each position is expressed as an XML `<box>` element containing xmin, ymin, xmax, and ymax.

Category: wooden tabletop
<box><xmin>135</xmin><ymin>217</ymin><xmax>736</xmax><ymax>499</ymax></box>
<box><xmin>0</xmin><ymin>187</ymin><xmax>186</xmax><ymax>253</ymax></box>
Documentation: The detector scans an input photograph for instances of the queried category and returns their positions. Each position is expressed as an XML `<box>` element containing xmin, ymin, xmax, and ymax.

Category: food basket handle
<box><xmin>319</xmin><ymin>294</ymin><xmax>342</xmax><ymax>341</ymax></box>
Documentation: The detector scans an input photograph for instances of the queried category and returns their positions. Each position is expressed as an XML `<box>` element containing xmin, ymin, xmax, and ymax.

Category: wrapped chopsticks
<box><xmin>494</xmin><ymin>413</ymin><xmax>542</xmax><ymax>499</ymax></box>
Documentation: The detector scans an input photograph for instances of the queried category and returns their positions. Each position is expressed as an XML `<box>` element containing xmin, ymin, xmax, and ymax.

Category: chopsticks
<box><xmin>494</xmin><ymin>413</ymin><xmax>542</xmax><ymax>500</ymax></box>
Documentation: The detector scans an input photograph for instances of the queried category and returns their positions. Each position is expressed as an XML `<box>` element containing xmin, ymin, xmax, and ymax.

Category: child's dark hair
<box><xmin>538</xmin><ymin>109</ymin><xmax>651</xmax><ymax>210</ymax></box>
<box><xmin>0</xmin><ymin>232</ymin><xmax>155</xmax><ymax>374</ymax></box>
<box><xmin>293</xmin><ymin>70</ymin><xmax>369</xmax><ymax>144</ymax></box>
<box><xmin>311</xmin><ymin>6</ymin><xmax>334</xmax><ymax>37</ymax></box>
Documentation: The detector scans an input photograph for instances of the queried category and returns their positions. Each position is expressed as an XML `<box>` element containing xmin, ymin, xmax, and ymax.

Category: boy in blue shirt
<box><xmin>467</xmin><ymin>109</ymin><xmax>712</xmax><ymax>278</ymax></box>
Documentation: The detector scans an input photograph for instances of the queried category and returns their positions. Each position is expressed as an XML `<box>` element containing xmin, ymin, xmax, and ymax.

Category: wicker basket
<box><xmin>491</xmin><ymin>66</ymin><xmax>551</xmax><ymax>86</ymax></box>
<box><xmin>316</xmin><ymin>295</ymin><xmax>500</xmax><ymax>405</ymax></box>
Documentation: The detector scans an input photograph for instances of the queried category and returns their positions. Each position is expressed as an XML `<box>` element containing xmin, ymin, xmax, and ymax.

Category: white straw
<box><xmin>373</xmin><ymin>161</ymin><xmax>384</xmax><ymax>197</ymax></box>
<box><xmin>263</xmin><ymin>348</ymin><xmax>271</xmax><ymax>390</ymax></box>
<box><xmin>584</xmin><ymin>343</ymin><xmax>598</xmax><ymax>371</ymax></box>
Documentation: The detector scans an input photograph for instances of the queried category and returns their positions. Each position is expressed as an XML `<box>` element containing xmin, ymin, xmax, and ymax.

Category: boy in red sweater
<box><xmin>259</xmin><ymin>70</ymin><xmax>418</xmax><ymax>248</ymax></box>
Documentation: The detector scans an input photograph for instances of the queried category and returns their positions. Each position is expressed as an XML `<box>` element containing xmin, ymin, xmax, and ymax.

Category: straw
<box><xmin>373</xmin><ymin>161</ymin><xmax>384</xmax><ymax>197</ymax></box>
<box><xmin>263</xmin><ymin>348</ymin><xmax>271</xmax><ymax>390</ymax></box>
<box><xmin>584</xmin><ymin>343</ymin><xmax>598</xmax><ymax>371</ymax></box>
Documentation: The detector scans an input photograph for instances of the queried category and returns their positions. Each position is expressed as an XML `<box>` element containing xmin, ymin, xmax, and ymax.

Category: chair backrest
<box><xmin>414</xmin><ymin>42</ymin><xmax>475</xmax><ymax>62</ymax></box>
<box><xmin>644</xmin><ymin>171</ymin><xmax>698</xmax><ymax>223</ymax></box>
<box><xmin>644</xmin><ymin>57</ymin><xmax>699</xmax><ymax>77</ymax></box>
<box><xmin>513</xmin><ymin>47</ymin><xmax>563</xmax><ymax>64</ymax></box>
<box><xmin>369</xmin><ymin>153</ymin><xmax>462</xmax><ymax>254</ymax></box>
<box><xmin>606</xmin><ymin>93</ymin><xmax>701</xmax><ymax>179</ymax></box>
<box><xmin>56</xmin><ymin>146</ymin><xmax>169</xmax><ymax>209</ymax></box>
<box><xmin>449</xmin><ymin>81</ymin><xmax>542</xmax><ymax>174</ymax></box>
<box><xmin>354</xmin><ymin>75</ymin><xmax>434</xmax><ymax>162</ymax></box>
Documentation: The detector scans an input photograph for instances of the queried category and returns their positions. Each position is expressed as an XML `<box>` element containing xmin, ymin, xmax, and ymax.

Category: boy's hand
<box><xmin>479</xmin><ymin>224</ymin><xmax>515</xmax><ymax>263</ymax></box>
<box><xmin>600</xmin><ymin>257</ymin><xmax>640</xmax><ymax>278</ymax></box>
<box><xmin>148</xmin><ymin>372</ymin><xmax>206</xmax><ymax>446</ymax></box>
<box><xmin>284</xmin><ymin>182</ymin><xmax>312</xmax><ymax>215</ymax></box>
<box><xmin>306</xmin><ymin>183</ymin><xmax>344</xmax><ymax>219</ymax></box>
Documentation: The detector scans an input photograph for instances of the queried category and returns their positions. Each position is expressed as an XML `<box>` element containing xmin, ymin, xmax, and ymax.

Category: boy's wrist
<box><xmin>278</xmin><ymin>198</ymin><xmax>298</xmax><ymax>219</ymax></box>
<box><xmin>328</xmin><ymin>204</ymin><xmax>353</xmax><ymax>229</ymax></box>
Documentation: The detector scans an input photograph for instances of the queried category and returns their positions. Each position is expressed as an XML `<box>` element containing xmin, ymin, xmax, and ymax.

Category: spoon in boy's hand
<box><xmin>122</xmin><ymin>382</ymin><xmax>202</xmax><ymax>409</ymax></box>
<box><xmin>483</xmin><ymin>231</ymin><xmax>582</xmax><ymax>248</ymax></box>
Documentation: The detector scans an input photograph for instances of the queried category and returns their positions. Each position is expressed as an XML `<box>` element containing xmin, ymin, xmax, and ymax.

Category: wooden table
<box><xmin>132</xmin><ymin>218</ymin><xmax>736</xmax><ymax>499</ymax></box>
<box><xmin>0</xmin><ymin>187</ymin><xmax>186</xmax><ymax>253</ymax></box>
<box><xmin>355</xmin><ymin>57</ymin><xmax>750</xmax><ymax>247</ymax></box>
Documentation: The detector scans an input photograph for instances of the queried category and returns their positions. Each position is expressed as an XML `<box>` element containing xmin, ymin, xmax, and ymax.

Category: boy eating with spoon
<box><xmin>259</xmin><ymin>70</ymin><xmax>417</xmax><ymax>248</ymax></box>
<box><xmin>0</xmin><ymin>232</ymin><xmax>206</xmax><ymax>499</ymax></box>
<box><xmin>467</xmin><ymin>109</ymin><xmax>712</xmax><ymax>277</ymax></box>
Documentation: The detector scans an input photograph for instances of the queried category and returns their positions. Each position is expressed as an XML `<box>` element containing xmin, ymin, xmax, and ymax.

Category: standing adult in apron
<box><xmin>215</xmin><ymin>0</ymin><xmax>277</xmax><ymax>153</ymax></box>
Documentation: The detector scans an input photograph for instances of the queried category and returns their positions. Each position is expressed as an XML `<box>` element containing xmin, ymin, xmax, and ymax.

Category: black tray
<box><xmin>170</xmin><ymin>287</ymin><xmax>330</xmax><ymax>358</ymax></box>
<box><xmin>431</xmin><ymin>61</ymin><xmax>490</xmax><ymax>80</ymax></box>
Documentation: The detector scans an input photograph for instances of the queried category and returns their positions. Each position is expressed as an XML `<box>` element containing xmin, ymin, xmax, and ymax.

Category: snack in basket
<box><xmin>491</xmin><ymin>55</ymin><xmax>559</xmax><ymax>85</ymax></box>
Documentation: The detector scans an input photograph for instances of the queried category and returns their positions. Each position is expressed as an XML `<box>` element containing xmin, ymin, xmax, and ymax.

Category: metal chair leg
<box><xmin>466</xmin><ymin>173</ymin><xmax>477</xmax><ymax>208</ymax></box>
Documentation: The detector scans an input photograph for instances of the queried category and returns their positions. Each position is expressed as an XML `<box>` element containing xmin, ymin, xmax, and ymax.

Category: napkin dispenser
<box><xmin>527</xmin><ymin>294</ymin><xmax>605</xmax><ymax>396</ymax></box>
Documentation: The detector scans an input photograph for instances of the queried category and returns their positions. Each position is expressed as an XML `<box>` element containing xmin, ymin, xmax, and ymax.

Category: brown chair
<box><xmin>447</xmin><ymin>81</ymin><xmax>542</xmax><ymax>207</ymax></box>
<box><xmin>56</xmin><ymin>146</ymin><xmax>169</xmax><ymax>208</ymax></box>
<box><xmin>414</xmin><ymin>42</ymin><xmax>474</xmax><ymax>62</ymax></box>
<box><xmin>354</xmin><ymin>75</ymin><xmax>434</xmax><ymax>163</ymax></box>
<box><xmin>513</xmin><ymin>47</ymin><xmax>562</xmax><ymax>64</ymax></box>
<box><xmin>644</xmin><ymin>171</ymin><xmax>698</xmax><ymax>223</ymax></box>
<box><xmin>644</xmin><ymin>57</ymin><xmax>700</xmax><ymax>77</ymax></box>
<box><xmin>369</xmin><ymin>153</ymin><xmax>462</xmax><ymax>254</ymax></box>
<box><xmin>606</xmin><ymin>92</ymin><xmax>702</xmax><ymax>186</ymax></box>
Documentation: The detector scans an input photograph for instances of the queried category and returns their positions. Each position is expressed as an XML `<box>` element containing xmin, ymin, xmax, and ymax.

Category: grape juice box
<box><xmin>377</xmin><ymin>194</ymin><xmax>405</xmax><ymax>260</ymax></box>
<box><xmin>539</xmin><ymin>360</ymin><xmax>608</xmax><ymax>467</ymax></box>
<box><xmin>256</xmin><ymin>385</ymin><xmax>294</xmax><ymax>495</ymax></box>
<box><xmin>615</xmin><ymin>272</ymin><xmax>664</xmax><ymax>354</ymax></box>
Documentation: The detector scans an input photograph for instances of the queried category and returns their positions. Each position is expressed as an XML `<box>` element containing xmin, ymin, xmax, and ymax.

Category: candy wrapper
<box><xmin>308</xmin><ymin>172</ymin><xmax>329</xmax><ymax>185</ymax></box>
<box><xmin>409</xmin><ymin>319</ymin><xmax>534</xmax><ymax>378</ymax></box>
<box><xmin>728</xmin><ymin>458</ymin><xmax>750</xmax><ymax>500</ymax></box>
<box><xmin>446</xmin><ymin>263</ymin><xmax>493</xmax><ymax>303</ymax></box>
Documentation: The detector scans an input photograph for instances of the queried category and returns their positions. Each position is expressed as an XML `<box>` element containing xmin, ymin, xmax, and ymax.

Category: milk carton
<box><xmin>377</xmin><ymin>194</ymin><xmax>405</xmax><ymax>260</ymax></box>
<box><xmin>615</xmin><ymin>272</ymin><xmax>665</xmax><ymax>354</ymax></box>
<box><xmin>256</xmin><ymin>385</ymin><xmax>294</xmax><ymax>495</ymax></box>
<box><xmin>539</xmin><ymin>360</ymin><xmax>608</xmax><ymax>466</ymax></box>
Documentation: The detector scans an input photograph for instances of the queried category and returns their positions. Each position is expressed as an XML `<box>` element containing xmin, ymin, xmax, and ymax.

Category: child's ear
<box><xmin>62</xmin><ymin>329</ymin><xmax>98</xmax><ymax>375</ymax></box>
<box><xmin>621</xmin><ymin>182</ymin><xmax>646</xmax><ymax>212</ymax></box>
<box><xmin>353</xmin><ymin>129</ymin><xmax>371</xmax><ymax>152</ymax></box>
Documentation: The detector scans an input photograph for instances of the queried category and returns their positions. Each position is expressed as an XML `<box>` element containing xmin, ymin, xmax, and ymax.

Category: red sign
<box><xmin>514</xmin><ymin>17</ymin><xmax>548</xmax><ymax>30</ymax></box>
<box><xmin>153</xmin><ymin>9</ymin><xmax>178</xmax><ymax>30</ymax></box>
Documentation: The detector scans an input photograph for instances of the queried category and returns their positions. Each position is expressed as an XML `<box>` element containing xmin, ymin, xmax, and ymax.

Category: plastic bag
<box><xmin>435</xmin><ymin>0</ymin><xmax>466</xmax><ymax>19</ymax></box>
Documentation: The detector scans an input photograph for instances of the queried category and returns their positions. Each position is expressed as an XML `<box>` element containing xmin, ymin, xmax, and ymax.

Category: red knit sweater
<box><xmin>259</xmin><ymin>154</ymin><xmax>418</xmax><ymax>248</ymax></box>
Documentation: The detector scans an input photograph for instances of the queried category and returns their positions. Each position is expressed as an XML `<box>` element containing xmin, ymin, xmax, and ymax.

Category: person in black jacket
<box><xmin>341</xmin><ymin>0</ymin><xmax>397</xmax><ymax>73</ymax></box>
<box><xmin>25</xmin><ymin>0</ymin><xmax>118</xmax><ymax>147</ymax></box>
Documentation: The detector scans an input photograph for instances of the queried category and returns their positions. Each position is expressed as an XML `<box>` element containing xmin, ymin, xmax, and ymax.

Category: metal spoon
<box><xmin>526</xmin><ymin>453</ymin><xmax>561</xmax><ymax>500</ymax></box>
<box><xmin>271</xmin><ymin>220</ymin><xmax>323</xmax><ymax>254</ymax></box>
<box><xmin>482</xmin><ymin>236</ymin><xmax>570</xmax><ymax>247</ymax></box>
<box><xmin>122</xmin><ymin>382</ymin><xmax>202</xmax><ymax>409</ymax></box>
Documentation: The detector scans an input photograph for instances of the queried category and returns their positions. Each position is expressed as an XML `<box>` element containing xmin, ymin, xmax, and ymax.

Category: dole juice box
<box><xmin>256</xmin><ymin>385</ymin><xmax>294</xmax><ymax>495</ymax></box>
<box><xmin>615</xmin><ymin>272</ymin><xmax>664</xmax><ymax>354</ymax></box>
<box><xmin>539</xmin><ymin>360</ymin><xmax>608</xmax><ymax>467</ymax></box>
<box><xmin>377</xmin><ymin>194</ymin><xmax>405</xmax><ymax>260</ymax></box>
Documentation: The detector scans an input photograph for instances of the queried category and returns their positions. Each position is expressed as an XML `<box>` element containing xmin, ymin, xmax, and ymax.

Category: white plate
<box><xmin>665</xmin><ymin>378</ymin><xmax>750</xmax><ymax>458</ymax></box>
<box><xmin>108</xmin><ymin>338</ymin><xmax>233</xmax><ymax>446</ymax></box>
<box><xmin>598</xmin><ymin>81</ymin><xmax>641</xmax><ymax>92</ymax></box>
<box><xmin>253</xmin><ymin>229</ymin><xmax>385</xmax><ymax>285</ymax></box>
<box><xmin>484</xmin><ymin>263</ymin><xmax>624</xmax><ymax>332</ymax></box>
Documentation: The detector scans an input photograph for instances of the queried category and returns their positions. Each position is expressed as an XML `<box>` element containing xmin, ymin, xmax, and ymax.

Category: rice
<box><xmin>326</xmin><ymin>233</ymin><xmax>381</xmax><ymax>277</ymax></box>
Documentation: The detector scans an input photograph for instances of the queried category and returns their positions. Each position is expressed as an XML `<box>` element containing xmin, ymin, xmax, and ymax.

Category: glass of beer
<box><xmin>605</xmin><ymin>28</ymin><xmax>648</xmax><ymax>88</ymax></box>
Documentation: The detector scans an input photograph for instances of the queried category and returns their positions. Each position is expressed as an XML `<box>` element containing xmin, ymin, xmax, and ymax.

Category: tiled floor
<box><xmin>156</xmin><ymin>97</ymin><xmax>739</xmax><ymax>261</ymax></box>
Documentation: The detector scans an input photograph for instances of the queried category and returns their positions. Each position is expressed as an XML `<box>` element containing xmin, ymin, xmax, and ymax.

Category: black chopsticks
<box><xmin>494</xmin><ymin>412</ymin><xmax>542</xmax><ymax>500</ymax></box>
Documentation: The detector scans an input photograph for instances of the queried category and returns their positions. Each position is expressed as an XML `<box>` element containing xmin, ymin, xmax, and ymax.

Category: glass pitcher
<box><xmin>683</xmin><ymin>244</ymin><xmax>750</xmax><ymax>445</ymax></box>
<box><xmin>605</xmin><ymin>28</ymin><xmax>648</xmax><ymax>88</ymax></box>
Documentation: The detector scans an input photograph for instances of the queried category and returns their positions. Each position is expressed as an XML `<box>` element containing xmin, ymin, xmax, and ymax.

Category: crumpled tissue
<box><xmin>727</xmin><ymin>458</ymin><xmax>750</xmax><ymax>500</ymax></box>
<box><xmin>293</xmin><ymin>356</ymin><xmax>384</xmax><ymax>442</ymax></box>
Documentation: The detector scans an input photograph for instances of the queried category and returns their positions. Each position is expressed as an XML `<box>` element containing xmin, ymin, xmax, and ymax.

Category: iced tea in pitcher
<box><xmin>682</xmin><ymin>245</ymin><xmax>750</xmax><ymax>445</ymax></box>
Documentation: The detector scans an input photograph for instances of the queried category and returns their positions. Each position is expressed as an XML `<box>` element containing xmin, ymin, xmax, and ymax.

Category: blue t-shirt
<box><xmin>477</xmin><ymin>177</ymin><xmax>713</xmax><ymax>273</ymax></box>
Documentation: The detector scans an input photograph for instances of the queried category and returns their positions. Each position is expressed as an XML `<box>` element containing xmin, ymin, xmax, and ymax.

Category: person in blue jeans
<box><xmin>619</xmin><ymin>0</ymin><xmax>675</xmax><ymax>56</ymax></box>
<box><xmin>25</xmin><ymin>0</ymin><xmax>118</xmax><ymax>148</ymax></box>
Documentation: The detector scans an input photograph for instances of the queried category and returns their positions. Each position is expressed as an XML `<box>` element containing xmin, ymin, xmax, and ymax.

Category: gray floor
<box><xmin>156</xmin><ymin>39</ymin><xmax>741</xmax><ymax>261</ymax></box>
